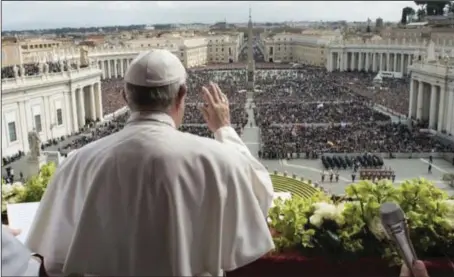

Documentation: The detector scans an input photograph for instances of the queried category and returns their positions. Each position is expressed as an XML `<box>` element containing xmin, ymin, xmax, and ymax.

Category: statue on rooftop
<box><xmin>13</xmin><ymin>65</ymin><xmax>19</xmax><ymax>78</ymax></box>
<box><xmin>80</xmin><ymin>46</ymin><xmax>89</xmax><ymax>67</ymax></box>
<box><xmin>43</xmin><ymin>62</ymin><xmax>49</xmax><ymax>74</ymax></box>
<box><xmin>59</xmin><ymin>59</ymin><xmax>65</xmax><ymax>72</ymax></box>
<box><xmin>19</xmin><ymin>64</ymin><xmax>25</xmax><ymax>77</ymax></box>
<box><xmin>426</xmin><ymin>40</ymin><xmax>436</xmax><ymax>61</ymax></box>
<box><xmin>27</xmin><ymin>130</ymin><xmax>41</xmax><ymax>161</ymax></box>
<box><xmin>38</xmin><ymin>62</ymin><xmax>44</xmax><ymax>74</ymax></box>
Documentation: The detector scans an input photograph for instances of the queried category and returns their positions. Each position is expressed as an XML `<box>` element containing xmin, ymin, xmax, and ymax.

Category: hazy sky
<box><xmin>2</xmin><ymin>1</ymin><xmax>420</xmax><ymax>31</ymax></box>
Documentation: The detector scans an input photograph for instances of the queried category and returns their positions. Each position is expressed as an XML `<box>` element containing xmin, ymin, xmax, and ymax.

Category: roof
<box><xmin>407</xmin><ymin>22</ymin><xmax>429</xmax><ymax>27</ymax></box>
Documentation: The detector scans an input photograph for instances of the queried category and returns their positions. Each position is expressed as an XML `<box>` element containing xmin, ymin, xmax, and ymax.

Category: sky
<box><xmin>2</xmin><ymin>1</ymin><xmax>420</xmax><ymax>31</ymax></box>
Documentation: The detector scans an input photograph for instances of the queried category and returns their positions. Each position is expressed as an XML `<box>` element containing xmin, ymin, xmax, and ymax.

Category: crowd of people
<box><xmin>2</xmin><ymin>64</ymin><xmax>452</xmax><ymax>181</ymax></box>
<box><xmin>259</xmin><ymin>122</ymin><xmax>453</xmax><ymax>159</ymax></box>
<box><xmin>255</xmin><ymin>101</ymin><xmax>390</xmax><ymax>125</ymax></box>
<box><xmin>100</xmin><ymin>70</ymin><xmax>248</xmax><ymax>121</ymax></box>
<box><xmin>328</xmin><ymin>71</ymin><xmax>410</xmax><ymax>115</ymax></box>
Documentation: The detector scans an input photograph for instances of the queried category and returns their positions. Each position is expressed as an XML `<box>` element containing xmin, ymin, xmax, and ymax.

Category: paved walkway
<box><xmin>241</xmin><ymin>97</ymin><xmax>261</xmax><ymax>158</ymax></box>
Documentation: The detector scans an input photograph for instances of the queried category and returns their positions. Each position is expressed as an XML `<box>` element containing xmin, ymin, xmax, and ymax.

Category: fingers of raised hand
<box><xmin>209</xmin><ymin>82</ymin><xmax>221</xmax><ymax>103</ymax></box>
<box><xmin>215</xmin><ymin>83</ymin><xmax>229</xmax><ymax>105</ymax></box>
<box><xmin>198</xmin><ymin>104</ymin><xmax>209</xmax><ymax>120</ymax></box>
<box><xmin>202</xmin><ymin>86</ymin><xmax>215</xmax><ymax>106</ymax></box>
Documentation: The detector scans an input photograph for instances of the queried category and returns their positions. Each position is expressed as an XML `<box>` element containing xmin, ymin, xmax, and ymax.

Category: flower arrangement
<box><xmin>2</xmin><ymin>165</ymin><xmax>453</xmax><ymax>276</ymax></box>
<box><xmin>268</xmin><ymin>178</ymin><xmax>454</xmax><ymax>266</ymax></box>
<box><xmin>1</xmin><ymin>162</ymin><xmax>56</xmax><ymax>215</ymax></box>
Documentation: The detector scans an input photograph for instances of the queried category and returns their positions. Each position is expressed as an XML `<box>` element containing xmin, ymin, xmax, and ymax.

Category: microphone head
<box><xmin>380</xmin><ymin>202</ymin><xmax>405</xmax><ymax>226</ymax></box>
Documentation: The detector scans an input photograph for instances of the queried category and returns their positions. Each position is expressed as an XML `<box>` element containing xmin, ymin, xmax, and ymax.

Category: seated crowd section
<box><xmin>2</xmin><ymin>64</ymin><xmax>452</xmax><ymax>167</ymax></box>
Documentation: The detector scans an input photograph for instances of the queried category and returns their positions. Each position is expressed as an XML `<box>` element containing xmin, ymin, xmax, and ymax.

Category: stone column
<box><xmin>71</xmin><ymin>90</ymin><xmax>79</xmax><ymax>132</ymax></box>
<box><xmin>99</xmin><ymin>60</ymin><xmax>105</xmax><ymax>79</ymax></box>
<box><xmin>63</xmin><ymin>91</ymin><xmax>72</xmax><ymax>134</ymax></box>
<box><xmin>408</xmin><ymin>80</ymin><xmax>415</xmax><ymax>118</ymax></box>
<box><xmin>429</xmin><ymin>84</ymin><xmax>437</xmax><ymax>129</ymax></box>
<box><xmin>386</xmin><ymin>53</ymin><xmax>390</xmax><ymax>71</ymax></box>
<box><xmin>120</xmin><ymin>59</ymin><xmax>124</xmax><ymax>77</ymax></box>
<box><xmin>358</xmin><ymin>52</ymin><xmax>364</xmax><ymax>71</ymax></box>
<box><xmin>78</xmin><ymin>88</ymin><xmax>86</xmax><ymax>128</ymax></box>
<box><xmin>416</xmin><ymin>81</ymin><xmax>423</xmax><ymax>120</ymax></box>
<box><xmin>18</xmin><ymin>101</ymin><xmax>29</xmax><ymax>151</ymax></box>
<box><xmin>400</xmin><ymin>53</ymin><xmax>405</xmax><ymax>74</ymax></box>
<box><xmin>447</xmin><ymin>90</ymin><xmax>454</xmax><ymax>134</ymax></box>
<box><xmin>437</xmin><ymin>88</ymin><xmax>445</xmax><ymax>132</ymax></box>
<box><xmin>366</xmin><ymin>53</ymin><xmax>370</xmax><ymax>71</ymax></box>
<box><xmin>89</xmin><ymin>84</ymin><xmax>96</xmax><ymax>120</ymax></box>
<box><xmin>379</xmin><ymin>53</ymin><xmax>383</xmax><ymax>71</ymax></box>
<box><xmin>407</xmin><ymin>54</ymin><xmax>412</xmax><ymax>74</ymax></box>
<box><xmin>107</xmin><ymin>60</ymin><xmax>111</xmax><ymax>79</ymax></box>
<box><xmin>43</xmin><ymin>96</ymin><xmax>52</xmax><ymax>140</ymax></box>
<box><xmin>352</xmin><ymin>52</ymin><xmax>356</xmax><ymax>71</ymax></box>
<box><xmin>393</xmin><ymin>53</ymin><xmax>397</xmax><ymax>72</ymax></box>
<box><xmin>95</xmin><ymin>82</ymin><xmax>104</xmax><ymax>121</ymax></box>
<box><xmin>342</xmin><ymin>52</ymin><xmax>348</xmax><ymax>71</ymax></box>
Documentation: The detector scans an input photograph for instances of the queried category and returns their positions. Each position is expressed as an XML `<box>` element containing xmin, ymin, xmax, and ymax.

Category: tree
<box><xmin>414</xmin><ymin>1</ymin><xmax>450</xmax><ymax>16</ymax></box>
<box><xmin>401</xmin><ymin>7</ymin><xmax>416</xmax><ymax>24</ymax></box>
<box><xmin>417</xmin><ymin>8</ymin><xmax>427</xmax><ymax>21</ymax></box>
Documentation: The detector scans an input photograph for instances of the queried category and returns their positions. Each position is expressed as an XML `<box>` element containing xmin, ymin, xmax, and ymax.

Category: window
<box><xmin>34</xmin><ymin>114</ymin><xmax>42</xmax><ymax>132</ymax></box>
<box><xmin>57</xmin><ymin>108</ymin><xmax>63</xmax><ymax>125</ymax></box>
<box><xmin>8</xmin><ymin>122</ymin><xmax>17</xmax><ymax>142</ymax></box>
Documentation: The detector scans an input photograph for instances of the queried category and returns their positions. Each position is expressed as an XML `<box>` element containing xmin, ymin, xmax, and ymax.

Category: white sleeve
<box><xmin>214</xmin><ymin>126</ymin><xmax>274</xmax><ymax>217</ymax></box>
<box><xmin>216</xmin><ymin>145</ymin><xmax>275</xmax><ymax>272</ymax></box>
<box><xmin>2</xmin><ymin>226</ymin><xmax>41</xmax><ymax>277</ymax></box>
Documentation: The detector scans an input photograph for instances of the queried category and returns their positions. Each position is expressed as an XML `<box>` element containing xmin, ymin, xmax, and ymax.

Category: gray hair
<box><xmin>124</xmin><ymin>81</ymin><xmax>182</xmax><ymax>112</ymax></box>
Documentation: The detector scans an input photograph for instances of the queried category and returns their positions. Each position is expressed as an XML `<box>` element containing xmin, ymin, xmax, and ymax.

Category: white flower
<box><xmin>11</xmin><ymin>182</ymin><xmax>26</xmax><ymax>194</ymax></box>
<box><xmin>310</xmin><ymin>202</ymin><xmax>345</xmax><ymax>227</ymax></box>
<box><xmin>309</xmin><ymin>214</ymin><xmax>323</xmax><ymax>227</ymax></box>
<box><xmin>267</xmin><ymin>215</ymin><xmax>285</xmax><ymax>224</ymax></box>
<box><xmin>2</xmin><ymin>184</ymin><xmax>13</xmax><ymax>197</ymax></box>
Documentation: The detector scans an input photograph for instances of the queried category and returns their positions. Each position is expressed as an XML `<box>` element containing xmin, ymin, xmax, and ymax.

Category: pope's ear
<box><xmin>176</xmin><ymin>84</ymin><xmax>187</xmax><ymax>103</ymax></box>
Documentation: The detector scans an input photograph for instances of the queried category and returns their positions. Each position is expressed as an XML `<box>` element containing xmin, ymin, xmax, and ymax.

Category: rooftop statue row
<box><xmin>1</xmin><ymin>60</ymin><xmax>99</xmax><ymax>82</ymax></box>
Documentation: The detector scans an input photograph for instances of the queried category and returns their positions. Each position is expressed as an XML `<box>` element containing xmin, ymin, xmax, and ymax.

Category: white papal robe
<box><xmin>26</xmin><ymin>113</ymin><xmax>275</xmax><ymax>276</ymax></box>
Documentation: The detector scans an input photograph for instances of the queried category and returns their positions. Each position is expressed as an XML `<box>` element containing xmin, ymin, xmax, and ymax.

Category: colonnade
<box><xmin>328</xmin><ymin>51</ymin><xmax>417</xmax><ymax>75</ymax></box>
<box><xmin>70</xmin><ymin>82</ymin><xmax>103</xmax><ymax>132</ymax></box>
<box><xmin>409</xmin><ymin>79</ymin><xmax>454</xmax><ymax>134</ymax></box>
<box><xmin>98</xmin><ymin>58</ymin><xmax>134</xmax><ymax>79</ymax></box>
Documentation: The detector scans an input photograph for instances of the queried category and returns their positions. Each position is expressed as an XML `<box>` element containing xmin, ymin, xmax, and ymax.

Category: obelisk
<box><xmin>246</xmin><ymin>7</ymin><xmax>255</xmax><ymax>91</ymax></box>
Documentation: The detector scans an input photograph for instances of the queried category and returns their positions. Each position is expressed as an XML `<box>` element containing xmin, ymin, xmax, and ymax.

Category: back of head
<box><xmin>123</xmin><ymin>49</ymin><xmax>187</xmax><ymax>112</ymax></box>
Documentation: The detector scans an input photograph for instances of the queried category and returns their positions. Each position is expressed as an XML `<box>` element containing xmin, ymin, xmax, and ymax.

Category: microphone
<box><xmin>380</xmin><ymin>202</ymin><xmax>418</xmax><ymax>275</ymax></box>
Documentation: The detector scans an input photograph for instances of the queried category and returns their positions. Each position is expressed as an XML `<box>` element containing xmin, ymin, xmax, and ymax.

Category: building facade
<box><xmin>409</xmin><ymin>59</ymin><xmax>454</xmax><ymax>135</ymax></box>
<box><xmin>262</xmin><ymin>31</ymin><xmax>340</xmax><ymax>66</ymax></box>
<box><xmin>1</xmin><ymin>66</ymin><xmax>102</xmax><ymax>156</ymax></box>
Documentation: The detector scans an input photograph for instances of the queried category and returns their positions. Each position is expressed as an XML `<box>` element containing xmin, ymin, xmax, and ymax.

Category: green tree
<box><xmin>401</xmin><ymin>7</ymin><xmax>416</xmax><ymax>24</ymax></box>
<box><xmin>417</xmin><ymin>8</ymin><xmax>427</xmax><ymax>21</ymax></box>
<box><xmin>414</xmin><ymin>1</ymin><xmax>450</xmax><ymax>16</ymax></box>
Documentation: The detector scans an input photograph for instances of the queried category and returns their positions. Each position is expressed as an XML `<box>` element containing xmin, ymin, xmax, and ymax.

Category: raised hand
<box><xmin>199</xmin><ymin>82</ymin><xmax>231</xmax><ymax>133</ymax></box>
